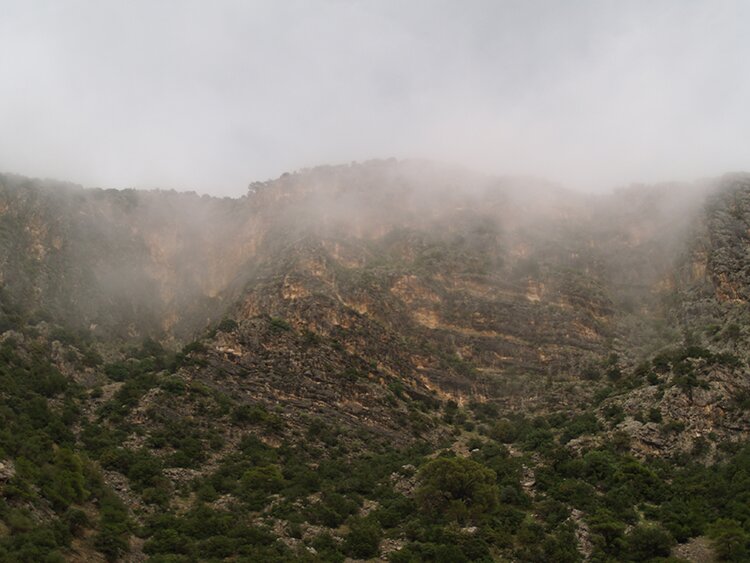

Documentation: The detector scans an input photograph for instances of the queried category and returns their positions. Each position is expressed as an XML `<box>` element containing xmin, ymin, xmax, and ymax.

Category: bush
<box><xmin>242</xmin><ymin>465</ymin><xmax>284</xmax><ymax>494</ymax></box>
<box><xmin>217</xmin><ymin>319</ymin><xmax>238</xmax><ymax>332</ymax></box>
<box><xmin>269</xmin><ymin>318</ymin><xmax>291</xmax><ymax>332</ymax></box>
<box><xmin>40</xmin><ymin>448</ymin><xmax>89</xmax><ymax>510</ymax></box>
<box><xmin>648</xmin><ymin>407</ymin><xmax>663</xmax><ymax>423</ymax></box>
<box><xmin>560</xmin><ymin>413</ymin><xmax>600</xmax><ymax>444</ymax></box>
<box><xmin>310</xmin><ymin>532</ymin><xmax>345</xmax><ymax>562</ymax></box>
<box><xmin>232</xmin><ymin>404</ymin><xmax>271</xmax><ymax>425</ymax></box>
<box><xmin>623</xmin><ymin>524</ymin><xmax>674</xmax><ymax>561</ymax></box>
<box><xmin>490</xmin><ymin>419</ymin><xmax>519</xmax><ymax>443</ymax></box>
<box><xmin>307</xmin><ymin>492</ymin><xmax>359</xmax><ymax>528</ymax></box>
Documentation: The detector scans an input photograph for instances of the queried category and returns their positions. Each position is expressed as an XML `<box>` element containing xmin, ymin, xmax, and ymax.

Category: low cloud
<box><xmin>0</xmin><ymin>0</ymin><xmax>748</xmax><ymax>195</ymax></box>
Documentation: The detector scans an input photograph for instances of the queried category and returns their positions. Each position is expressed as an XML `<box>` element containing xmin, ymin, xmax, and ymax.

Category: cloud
<box><xmin>0</xmin><ymin>0</ymin><xmax>748</xmax><ymax>195</ymax></box>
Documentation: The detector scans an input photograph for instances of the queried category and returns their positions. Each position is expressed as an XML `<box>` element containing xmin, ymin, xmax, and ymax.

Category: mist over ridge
<box><xmin>2</xmin><ymin>1</ymin><xmax>749</xmax><ymax>195</ymax></box>
<box><xmin>1</xmin><ymin>157</ymin><xmax>743</xmax><ymax>348</ymax></box>
<box><xmin>3</xmin><ymin>3</ymin><xmax>750</xmax><ymax>561</ymax></box>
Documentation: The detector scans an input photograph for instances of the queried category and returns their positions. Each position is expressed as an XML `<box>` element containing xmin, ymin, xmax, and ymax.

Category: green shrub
<box><xmin>217</xmin><ymin>318</ymin><xmax>239</xmax><ymax>332</ymax></box>
<box><xmin>343</xmin><ymin>517</ymin><xmax>381</xmax><ymax>558</ymax></box>
<box><xmin>415</xmin><ymin>457</ymin><xmax>498</xmax><ymax>524</ymax></box>
<box><xmin>560</xmin><ymin>413</ymin><xmax>600</xmax><ymax>444</ymax></box>
<box><xmin>242</xmin><ymin>465</ymin><xmax>284</xmax><ymax>495</ymax></box>
<box><xmin>269</xmin><ymin>317</ymin><xmax>291</xmax><ymax>332</ymax></box>
<box><xmin>307</xmin><ymin>492</ymin><xmax>359</xmax><ymax>528</ymax></box>
<box><xmin>708</xmin><ymin>519</ymin><xmax>750</xmax><ymax>562</ymax></box>
<box><xmin>623</xmin><ymin>524</ymin><xmax>674</xmax><ymax>561</ymax></box>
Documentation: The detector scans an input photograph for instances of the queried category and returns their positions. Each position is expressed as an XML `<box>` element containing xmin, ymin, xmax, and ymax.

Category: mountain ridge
<box><xmin>1</xmin><ymin>161</ymin><xmax>750</xmax><ymax>562</ymax></box>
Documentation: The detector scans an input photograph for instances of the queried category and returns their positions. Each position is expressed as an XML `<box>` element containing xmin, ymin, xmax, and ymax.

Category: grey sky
<box><xmin>1</xmin><ymin>1</ymin><xmax>748</xmax><ymax>196</ymax></box>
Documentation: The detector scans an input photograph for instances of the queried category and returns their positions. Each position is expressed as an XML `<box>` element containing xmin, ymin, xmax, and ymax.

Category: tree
<box><xmin>343</xmin><ymin>517</ymin><xmax>381</xmax><ymax>558</ymax></box>
<box><xmin>241</xmin><ymin>464</ymin><xmax>284</xmax><ymax>494</ymax></box>
<box><xmin>708</xmin><ymin>519</ymin><xmax>750</xmax><ymax>561</ymax></box>
<box><xmin>415</xmin><ymin>457</ymin><xmax>498</xmax><ymax>524</ymax></box>
<box><xmin>41</xmin><ymin>448</ymin><xmax>89</xmax><ymax>510</ymax></box>
<box><xmin>240</xmin><ymin>464</ymin><xmax>285</xmax><ymax>509</ymax></box>
<box><xmin>623</xmin><ymin>524</ymin><xmax>674</xmax><ymax>561</ymax></box>
<box><xmin>491</xmin><ymin>419</ymin><xmax>519</xmax><ymax>443</ymax></box>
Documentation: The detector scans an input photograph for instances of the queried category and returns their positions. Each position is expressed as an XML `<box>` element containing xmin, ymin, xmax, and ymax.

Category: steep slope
<box><xmin>602</xmin><ymin>174</ymin><xmax>750</xmax><ymax>459</ymax></box>
<box><xmin>2</xmin><ymin>162</ymin><xmax>750</xmax><ymax>562</ymax></box>
<box><xmin>0</xmin><ymin>162</ymin><xmax>625</xmax><ymax>395</ymax></box>
<box><xmin>0</xmin><ymin>174</ymin><xmax>259</xmax><ymax>339</ymax></box>
<box><xmin>0</xmin><ymin>161</ymin><xmax>735</xmax><ymax>422</ymax></box>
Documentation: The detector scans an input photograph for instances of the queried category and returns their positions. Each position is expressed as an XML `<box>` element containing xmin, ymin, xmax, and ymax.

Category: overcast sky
<box><xmin>0</xmin><ymin>1</ymin><xmax>748</xmax><ymax>196</ymax></box>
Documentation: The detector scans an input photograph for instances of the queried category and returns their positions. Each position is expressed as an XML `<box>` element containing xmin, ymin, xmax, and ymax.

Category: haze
<box><xmin>1</xmin><ymin>0</ymin><xmax>748</xmax><ymax>196</ymax></box>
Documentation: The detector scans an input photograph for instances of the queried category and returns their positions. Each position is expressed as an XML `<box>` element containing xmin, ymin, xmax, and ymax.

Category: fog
<box><xmin>1</xmin><ymin>0</ymin><xmax>748</xmax><ymax>196</ymax></box>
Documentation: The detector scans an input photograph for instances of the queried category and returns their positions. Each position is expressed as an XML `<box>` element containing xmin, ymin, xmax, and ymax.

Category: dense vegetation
<box><xmin>1</xmin><ymin>319</ymin><xmax>750</xmax><ymax>562</ymax></box>
<box><xmin>2</xmin><ymin>166</ymin><xmax>750</xmax><ymax>561</ymax></box>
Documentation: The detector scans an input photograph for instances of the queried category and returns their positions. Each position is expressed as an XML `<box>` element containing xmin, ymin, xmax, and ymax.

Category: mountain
<box><xmin>1</xmin><ymin>161</ymin><xmax>749</xmax><ymax>562</ymax></box>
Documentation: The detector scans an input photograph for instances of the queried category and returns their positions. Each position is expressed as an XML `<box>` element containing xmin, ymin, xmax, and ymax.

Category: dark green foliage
<box><xmin>146</xmin><ymin>421</ymin><xmax>210</xmax><ymax>468</ymax></box>
<box><xmin>581</xmin><ymin>364</ymin><xmax>601</xmax><ymax>381</ymax></box>
<box><xmin>708</xmin><ymin>519</ymin><xmax>750</xmax><ymax>561</ymax></box>
<box><xmin>560</xmin><ymin>412</ymin><xmax>600</xmax><ymax>444</ymax></box>
<box><xmin>231</xmin><ymin>403</ymin><xmax>283</xmax><ymax>431</ymax></box>
<box><xmin>342</xmin><ymin>366</ymin><xmax>364</xmax><ymax>382</ymax></box>
<box><xmin>98</xmin><ymin>447</ymin><xmax>169</xmax><ymax>505</ymax></box>
<box><xmin>306</xmin><ymin>418</ymin><xmax>340</xmax><ymax>445</ymax></box>
<box><xmin>623</xmin><ymin>524</ymin><xmax>674</xmax><ymax>561</ymax></box>
<box><xmin>307</xmin><ymin>492</ymin><xmax>359</xmax><ymax>528</ymax></box>
<box><xmin>269</xmin><ymin>317</ymin><xmax>292</xmax><ymax>332</ymax></box>
<box><xmin>40</xmin><ymin>448</ymin><xmax>89</xmax><ymax>510</ymax></box>
<box><xmin>390</xmin><ymin>542</ymin><xmax>470</xmax><ymax>563</ymax></box>
<box><xmin>2</xmin><ymin>328</ymin><xmax>750</xmax><ymax>563</ymax></box>
<box><xmin>241</xmin><ymin>464</ymin><xmax>285</xmax><ymax>506</ymax></box>
<box><xmin>99</xmin><ymin>372</ymin><xmax>158</xmax><ymax>420</ymax></box>
<box><xmin>648</xmin><ymin>407</ymin><xmax>663</xmax><ymax>423</ymax></box>
<box><xmin>523</xmin><ymin>426</ymin><xmax>555</xmax><ymax>451</ymax></box>
<box><xmin>6</xmin><ymin>160</ymin><xmax>750</xmax><ymax>563</ymax></box>
<box><xmin>602</xmin><ymin>403</ymin><xmax>625</xmax><ymax>426</ymax></box>
<box><xmin>415</xmin><ymin>456</ymin><xmax>498</xmax><ymax>524</ymax></box>
<box><xmin>94</xmin><ymin>492</ymin><xmax>130</xmax><ymax>562</ymax></box>
<box><xmin>0</xmin><ymin>335</ymin><xmax>123</xmax><ymax>560</ymax></box>
<box><xmin>490</xmin><ymin>419</ymin><xmax>520</xmax><ymax>443</ymax></box>
<box><xmin>177</xmin><ymin>341</ymin><xmax>207</xmax><ymax>367</ymax></box>
<box><xmin>217</xmin><ymin>318</ymin><xmax>239</xmax><ymax>332</ymax></box>
<box><xmin>143</xmin><ymin>506</ymin><xmax>284</xmax><ymax>560</ymax></box>
<box><xmin>468</xmin><ymin>401</ymin><xmax>499</xmax><ymax>421</ymax></box>
<box><xmin>309</xmin><ymin>532</ymin><xmax>345</xmax><ymax>562</ymax></box>
<box><xmin>182</xmin><ymin>341</ymin><xmax>207</xmax><ymax>354</ymax></box>
<box><xmin>516</xmin><ymin>521</ymin><xmax>581</xmax><ymax>562</ymax></box>
<box><xmin>663</xmin><ymin>419</ymin><xmax>686</xmax><ymax>433</ymax></box>
<box><xmin>649</xmin><ymin>345</ymin><xmax>743</xmax><ymax>395</ymax></box>
<box><xmin>343</xmin><ymin>517</ymin><xmax>381</xmax><ymax>558</ymax></box>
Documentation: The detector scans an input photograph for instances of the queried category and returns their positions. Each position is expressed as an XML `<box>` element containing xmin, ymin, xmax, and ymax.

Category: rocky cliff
<box><xmin>1</xmin><ymin>161</ymin><xmax>749</xmax><ymax>562</ymax></box>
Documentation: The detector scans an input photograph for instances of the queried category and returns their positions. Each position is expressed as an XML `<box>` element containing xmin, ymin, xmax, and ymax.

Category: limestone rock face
<box><xmin>1</xmin><ymin>162</ymin><xmax>750</xmax><ymax>452</ymax></box>
<box><xmin>4</xmin><ymin>162</ymin><xmax>750</xmax><ymax>562</ymax></box>
<box><xmin>0</xmin><ymin>459</ymin><xmax>15</xmax><ymax>481</ymax></box>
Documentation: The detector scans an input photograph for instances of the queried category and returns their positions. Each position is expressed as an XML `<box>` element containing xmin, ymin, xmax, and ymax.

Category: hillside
<box><xmin>1</xmin><ymin>161</ymin><xmax>749</xmax><ymax>562</ymax></box>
